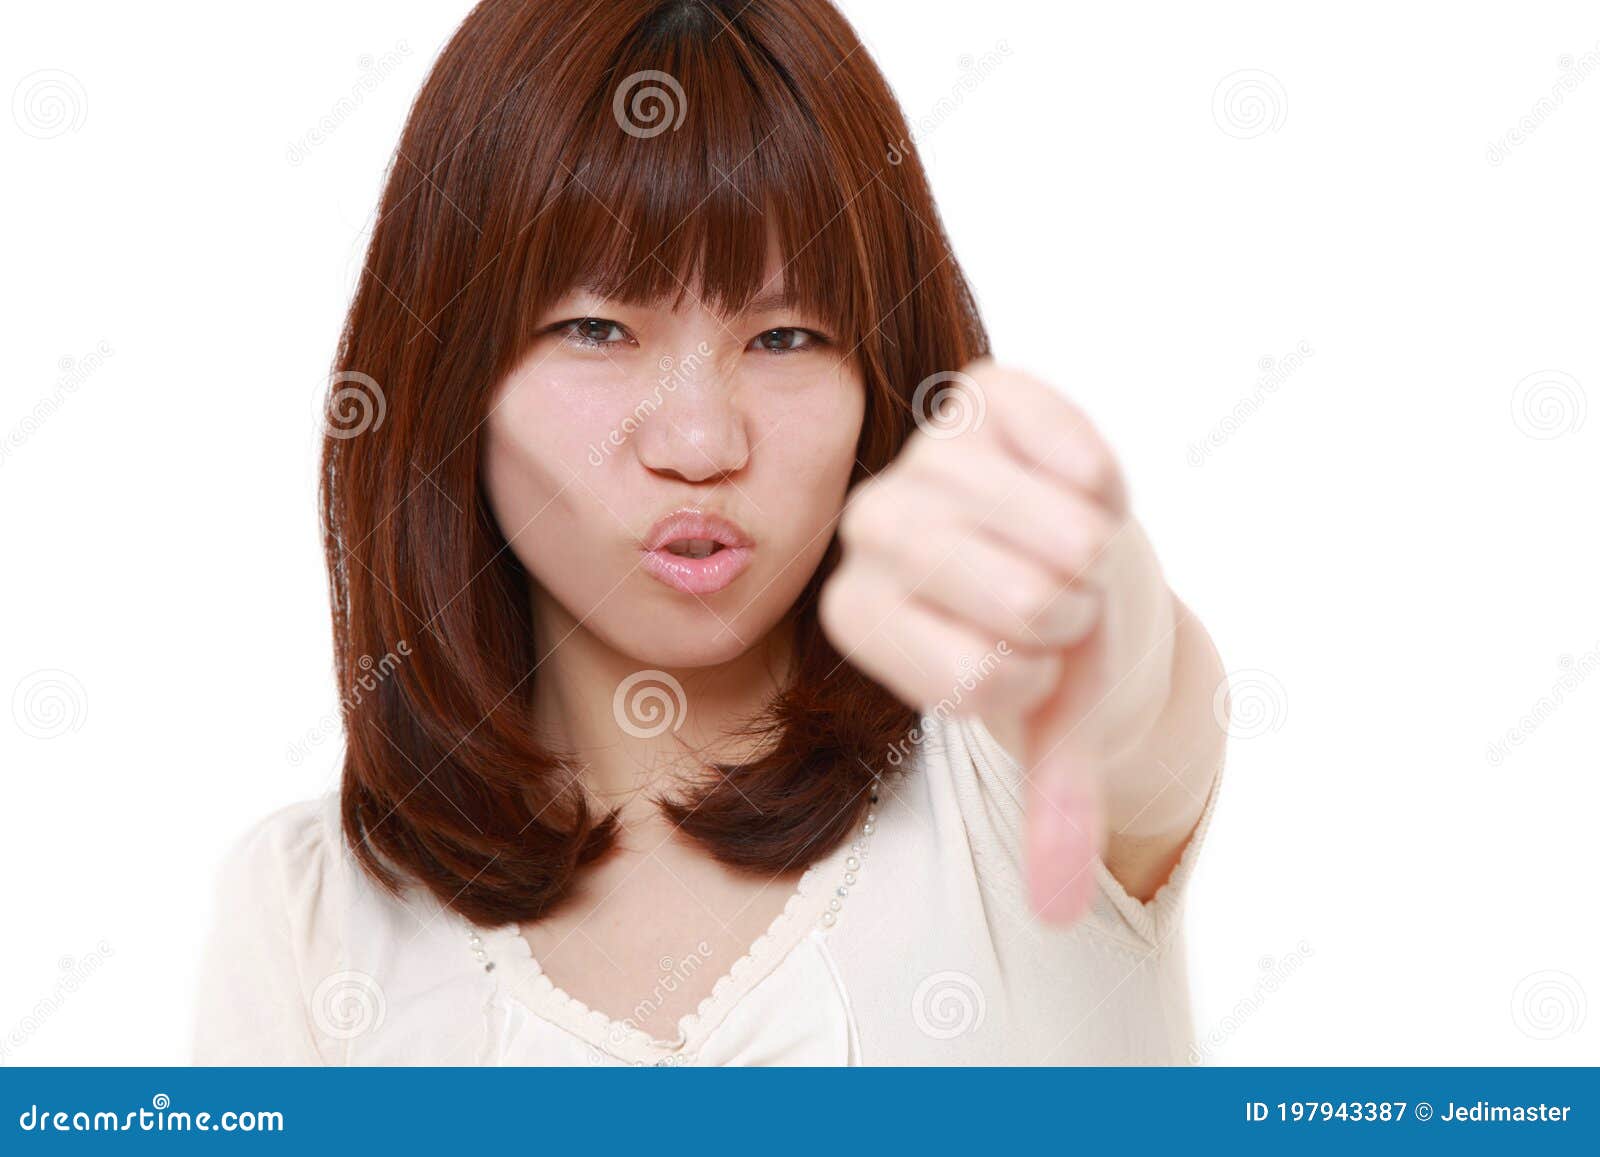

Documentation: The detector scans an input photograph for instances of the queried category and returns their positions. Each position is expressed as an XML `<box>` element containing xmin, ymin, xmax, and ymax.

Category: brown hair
<box><xmin>321</xmin><ymin>0</ymin><xmax>991</xmax><ymax>925</ymax></box>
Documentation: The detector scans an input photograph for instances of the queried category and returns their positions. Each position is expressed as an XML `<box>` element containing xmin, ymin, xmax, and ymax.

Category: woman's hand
<box><xmin>819</xmin><ymin>358</ymin><xmax>1220</xmax><ymax>926</ymax></box>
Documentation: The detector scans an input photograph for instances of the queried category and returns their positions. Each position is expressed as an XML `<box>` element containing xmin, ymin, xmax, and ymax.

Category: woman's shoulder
<box><xmin>905</xmin><ymin>707</ymin><xmax>1028</xmax><ymax>824</ymax></box>
<box><xmin>202</xmin><ymin>793</ymin><xmax>350</xmax><ymax>982</ymax></box>
<box><xmin>209</xmin><ymin>790</ymin><xmax>430</xmax><ymax>936</ymax></box>
<box><xmin>194</xmin><ymin>793</ymin><xmax>346</xmax><ymax>1062</ymax></box>
<box><xmin>195</xmin><ymin>791</ymin><xmax>463</xmax><ymax>1063</ymax></box>
<box><xmin>213</xmin><ymin>792</ymin><xmax>344</xmax><ymax>906</ymax></box>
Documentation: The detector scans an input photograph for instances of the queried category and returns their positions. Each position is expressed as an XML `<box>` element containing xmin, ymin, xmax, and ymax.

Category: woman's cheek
<box><xmin>791</xmin><ymin>376</ymin><xmax>865</xmax><ymax>499</ymax></box>
<box><xmin>482</xmin><ymin>385</ymin><xmax>595</xmax><ymax>543</ymax></box>
<box><xmin>759</xmin><ymin>369</ymin><xmax>865</xmax><ymax>465</ymax></box>
<box><xmin>502</xmin><ymin>372</ymin><xmax>618</xmax><ymax>470</ymax></box>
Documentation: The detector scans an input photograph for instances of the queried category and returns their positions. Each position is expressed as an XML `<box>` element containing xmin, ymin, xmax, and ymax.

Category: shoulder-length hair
<box><xmin>321</xmin><ymin>0</ymin><xmax>991</xmax><ymax>925</ymax></box>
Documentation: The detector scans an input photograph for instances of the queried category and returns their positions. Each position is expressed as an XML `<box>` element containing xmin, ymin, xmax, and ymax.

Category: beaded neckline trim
<box><xmin>459</xmin><ymin>770</ymin><xmax>901</xmax><ymax>1064</ymax></box>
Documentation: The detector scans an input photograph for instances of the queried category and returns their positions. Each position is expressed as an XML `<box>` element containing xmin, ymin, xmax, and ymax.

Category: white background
<box><xmin>2</xmin><ymin>1</ymin><xmax>1596</xmax><ymax>1065</ymax></box>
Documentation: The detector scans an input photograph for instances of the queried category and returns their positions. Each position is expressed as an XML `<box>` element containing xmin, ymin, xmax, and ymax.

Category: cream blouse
<box><xmin>193</xmin><ymin>710</ymin><xmax>1224</xmax><ymax>1065</ymax></box>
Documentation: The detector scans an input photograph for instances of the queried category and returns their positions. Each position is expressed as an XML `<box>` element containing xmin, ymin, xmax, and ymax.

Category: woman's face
<box><xmin>483</xmin><ymin>244</ymin><xmax>867</xmax><ymax>669</ymax></box>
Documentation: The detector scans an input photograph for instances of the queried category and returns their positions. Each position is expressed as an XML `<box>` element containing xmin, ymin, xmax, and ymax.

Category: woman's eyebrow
<box><xmin>741</xmin><ymin>287</ymin><xmax>800</xmax><ymax>315</ymax></box>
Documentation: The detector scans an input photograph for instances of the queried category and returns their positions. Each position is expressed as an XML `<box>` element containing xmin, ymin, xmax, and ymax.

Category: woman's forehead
<box><xmin>563</xmin><ymin>277</ymin><xmax>798</xmax><ymax>314</ymax></box>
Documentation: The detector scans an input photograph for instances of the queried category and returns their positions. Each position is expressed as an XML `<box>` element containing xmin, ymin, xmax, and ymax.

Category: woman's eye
<box><xmin>751</xmin><ymin>327</ymin><xmax>826</xmax><ymax>354</ymax></box>
<box><xmin>560</xmin><ymin>317</ymin><xmax>629</xmax><ymax>348</ymax></box>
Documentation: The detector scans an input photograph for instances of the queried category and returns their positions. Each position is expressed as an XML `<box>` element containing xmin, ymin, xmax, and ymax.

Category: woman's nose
<box><xmin>632</xmin><ymin>366</ymin><xmax>751</xmax><ymax>483</ymax></box>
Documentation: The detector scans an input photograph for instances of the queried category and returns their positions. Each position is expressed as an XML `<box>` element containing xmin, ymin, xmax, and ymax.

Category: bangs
<box><xmin>511</xmin><ymin>3</ymin><xmax>870</xmax><ymax>350</ymax></box>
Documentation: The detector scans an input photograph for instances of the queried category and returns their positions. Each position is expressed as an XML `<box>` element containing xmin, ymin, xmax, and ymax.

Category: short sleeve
<box><xmin>947</xmin><ymin>712</ymin><xmax>1225</xmax><ymax>953</ymax></box>
<box><xmin>191</xmin><ymin>797</ymin><xmax>340</xmax><ymax>1064</ymax></box>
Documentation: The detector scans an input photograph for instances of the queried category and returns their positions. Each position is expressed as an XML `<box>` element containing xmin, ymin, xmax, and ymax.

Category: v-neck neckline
<box><xmin>464</xmin><ymin>813</ymin><xmax>865</xmax><ymax>1065</ymax></box>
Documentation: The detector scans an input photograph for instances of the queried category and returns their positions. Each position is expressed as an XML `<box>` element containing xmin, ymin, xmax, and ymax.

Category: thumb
<box><xmin>1023</xmin><ymin>708</ymin><xmax>1108</xmax><ymax>926</ymax></box>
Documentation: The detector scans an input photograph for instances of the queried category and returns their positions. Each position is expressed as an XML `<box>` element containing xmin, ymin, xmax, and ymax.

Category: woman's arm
<box><xmin>192</xmin><ymin>802</ymin><xmax>332</xmax><ymax>1064</ymax></box>
<box><xmin>986</xmin><ymin>588</ymin><xmax>1227</xmax><ymax>905</ymax></box>
<box><xmin>820</xmin><ymin>358</ymin><xmax>1225</xmax><ymax>925</ymax></box>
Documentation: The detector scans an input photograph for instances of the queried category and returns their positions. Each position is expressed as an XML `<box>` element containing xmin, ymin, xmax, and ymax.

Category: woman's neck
<box><xmin>528</xmin><ymin>593</ymin><xmax>796</xmax><ymax>820</ymax></box>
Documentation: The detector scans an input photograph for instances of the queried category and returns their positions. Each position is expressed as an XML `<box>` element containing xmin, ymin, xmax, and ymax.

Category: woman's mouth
<box><xmin>665</xmin><ymin>538</ymin><xmax>721</xmax><ymax>559</ymax></box>
<box><xmin>639</xmin><ymin>509</ymin><xmax>754</xmax><ymax>596</ymax></box>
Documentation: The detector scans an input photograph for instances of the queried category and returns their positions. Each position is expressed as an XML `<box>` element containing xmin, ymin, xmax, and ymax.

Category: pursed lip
<box><xmin>640</xmin><ymin>508</ymin><xmax>754</xmax><ymax>553</ymax></box>
<box><xmin>638</xmin><ymin>507</ymin><xmax>755</xmax><ymax>596</ymax></box>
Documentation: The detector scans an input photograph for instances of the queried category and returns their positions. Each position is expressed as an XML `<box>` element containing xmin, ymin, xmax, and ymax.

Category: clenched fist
<box><xmin>819</xmin><ymin>358</ymin><xmax>1210</xmax><ymax>926</ymax></box>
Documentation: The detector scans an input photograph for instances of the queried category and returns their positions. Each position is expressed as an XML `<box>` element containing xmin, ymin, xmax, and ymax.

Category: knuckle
<box><xmin>999</xmin><ymin>574</ymin><xmax>1056</xmax><ymax>625</ymax></box>
<box><xmin>1075</xmin><ymin>509</ymin><xmax>1120</xmax><ymax>563</ymax></box>
<box><xmin>817</xmin><ymin>572</ymin><xmax>856</xmax><ymax>636</ymax></box>
<box><xmin>1086</xmin><ymin>453</ymin><xmax>1122</xmax><ymax>499</ymax></box>
<box><xmin>838</xmin><ymin>485</ymin><xmax>884</xmax><ymax>543</ymax></box>
<box><xmin>959</xmin><ymin>355</ymin><xmax>1002</xmax><ymax>382</ymax></box>
<box><xmin>988</xmin><ymin>650</ymin><xmax>1058</xmax><ymax>707</ymax></box>
<box><xmin>960</xmin><ymin>674</ymin><xmax>1006</xmax><ymax>716</ymax></box>
<box><xmin>898</xmin><ymin>430</ymin><xmax>948</xmax><ymax>472</ymax></box>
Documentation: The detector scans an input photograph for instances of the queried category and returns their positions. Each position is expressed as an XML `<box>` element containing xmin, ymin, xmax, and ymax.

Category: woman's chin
<box><xmin>597</xmin><ymin>609</ymin><xmax>773</xmax><ymax>672</ymax></box>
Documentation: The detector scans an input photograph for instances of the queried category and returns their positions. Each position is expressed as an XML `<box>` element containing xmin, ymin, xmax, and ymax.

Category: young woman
<box><xmin>195</xmin><ymin>0</ymin><xmax>1227</xmax><ymax>1066</ymax></box>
